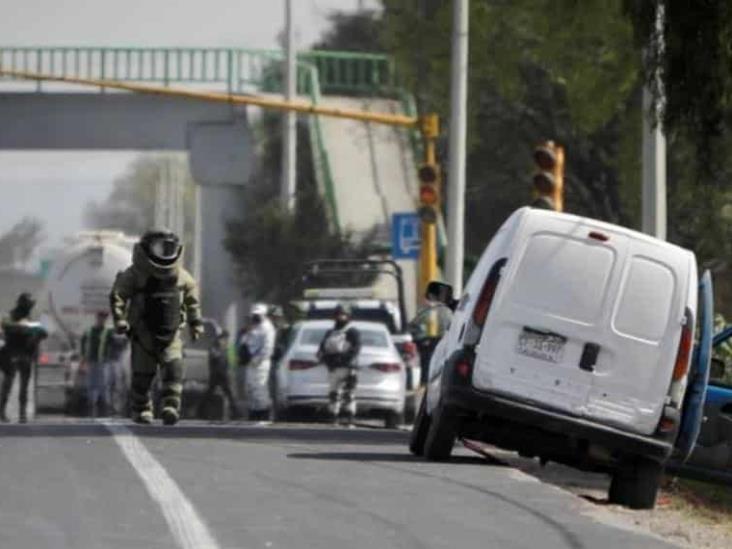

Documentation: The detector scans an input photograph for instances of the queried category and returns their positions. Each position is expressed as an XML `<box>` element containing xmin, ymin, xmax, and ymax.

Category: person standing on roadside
<box><xmin>80</xmin><ymin>311</ymin><xmax>115</xmax><ymax>418</ymax></box>
<box><xmin>0</xmin><ymin>293</ymin><xmax>47</xmax><ymax>423</ymax></box>
<box><xmin>198</xmin><ymin>330</ymin><xmax>242</xmax><ymax>420</ymax></box>
<box><xmin>317</xmin><ymin>304</ymin><xmax>361</xmax><ymax>426</ymax></box>
<box><xmin>240</xmin><ymin>303</ymin><xmax>275</xmax><ymax>421</ymax></box>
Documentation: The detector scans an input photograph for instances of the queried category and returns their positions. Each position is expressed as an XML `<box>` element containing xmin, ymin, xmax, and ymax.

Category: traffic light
<box><xmin>531</xmin><ymin>141</ymin><xmax>564</xmax><ymax>211</ymax></box>
<box><xmin>418</xmin><ymin>161</ymin><xmax>440</xmax><ymax>224</ymax></box>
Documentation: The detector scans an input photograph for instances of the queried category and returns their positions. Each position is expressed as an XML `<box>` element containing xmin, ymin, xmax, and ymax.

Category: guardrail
<box><xmin>0</xmin><ymin>47</ymin><xmax>416</xmax><ymax>234</ymax></box>
<box><xmin>0</xmin><ymin>47</ymin><xmax>398</xmax><ymax>96</ymax></box>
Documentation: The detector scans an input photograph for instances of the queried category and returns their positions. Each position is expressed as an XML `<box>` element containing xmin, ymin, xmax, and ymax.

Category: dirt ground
<box><xmin>464</xmin><ymin>442</ymin><xmax>732</xmax><ymax>548</ymax></box>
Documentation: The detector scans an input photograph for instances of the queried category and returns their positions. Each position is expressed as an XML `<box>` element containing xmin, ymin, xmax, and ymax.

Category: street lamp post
<box><xmin>281</xmin><ymin>0</ymin><xmax>297</xmax><ymax>212</ymax></box>
<box><xmin>446</xmin><ymin>0</ymin><xmax>469</xmax><ymax>294</ymax></box>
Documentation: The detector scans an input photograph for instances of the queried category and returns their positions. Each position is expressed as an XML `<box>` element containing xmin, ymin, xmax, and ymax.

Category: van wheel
<box><xmin>608</xmin><ymin>457</ymin><xmax>663</xmax><ymax>510</ymax></box>
<box><xmin>423</xmin><ymin>403</ymin><xmax>458</xmax><ymax>461</ymax></box>
<box><xmin>409</xmin><ymin>397</ymin><xmax>431</xmax><ymax>456</ymax></box>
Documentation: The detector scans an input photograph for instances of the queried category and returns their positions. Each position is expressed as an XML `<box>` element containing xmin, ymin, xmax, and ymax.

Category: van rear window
<box><xmin>613</xmin><ymin>256</ymin><xmax>675</xmax><ymax>342</ymax></box>
<box><xmin>512</xmin><ymin>234</ymin><xmax>616</xmax><ymax>325</ymax></box>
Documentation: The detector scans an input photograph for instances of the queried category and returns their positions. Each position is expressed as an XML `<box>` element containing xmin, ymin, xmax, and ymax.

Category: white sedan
<box><xmin>274</xmin><ymin>320</ymin><xmax>406</xmax><ymax>428</ymax></box>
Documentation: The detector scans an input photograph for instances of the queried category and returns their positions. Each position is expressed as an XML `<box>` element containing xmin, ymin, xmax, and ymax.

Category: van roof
<box><xmin>510</xmin><ymin>207</ymin><xmax>691</xmax><ymax>256</ymax></box>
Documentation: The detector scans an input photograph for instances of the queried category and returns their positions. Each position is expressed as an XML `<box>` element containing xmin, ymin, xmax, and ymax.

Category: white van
<box><xmin>410</xmin><ymin>207</ymin><xmax>713</xmax><ymax>509</ymax></box>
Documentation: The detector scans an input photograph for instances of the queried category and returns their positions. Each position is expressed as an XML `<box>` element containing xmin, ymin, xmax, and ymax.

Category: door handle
<box><xmin>579</xmin><ymin>343</ymin><xmax>600</xmax><ymax>372</ymax></box>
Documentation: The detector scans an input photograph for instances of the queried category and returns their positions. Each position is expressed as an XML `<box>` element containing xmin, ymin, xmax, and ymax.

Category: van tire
<box><xmin>409</xmin><ymin>397</ymin><xmax>431</xmax><ymax>456</ymax></box>
<box><xmin>423</xmin><ymin>403</ymin><xmax>457</xmax><ymax>461</ymax></box>
<box><xmin>608</xmin><ymin>457</ymin><xmax>663</xmax><ymax>510</ymax></box>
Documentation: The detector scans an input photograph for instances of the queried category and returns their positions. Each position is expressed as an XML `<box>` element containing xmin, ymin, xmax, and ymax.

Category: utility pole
<box><xmin>642</xmin><ymin>1</ymin><xmax>666</xmax><ymax>240</ymax></box>
<box><xmin>281</xmin><ymin>0</ymin><xmax>297</xmax><ymax>212</ymax></box>
<box><xmin>446</xmin><ymin>0</ymin><xmax>469</xmax><ymax>294</ymax></box>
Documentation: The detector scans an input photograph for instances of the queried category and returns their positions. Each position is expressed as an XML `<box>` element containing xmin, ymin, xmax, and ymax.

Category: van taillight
<box><xmin>289</xmin><ymin>360</ymin><xmax>318</xmax><ymax>371</ymax></box>
<box><xmin>472</xmin><ymin>258</ymin><xmax>508</xmax><ymax>327</ymax></box>
<box><xmin>672</xmin><ymin>308</ymin><xmax>694</xmax><ymax>381</ymax></box>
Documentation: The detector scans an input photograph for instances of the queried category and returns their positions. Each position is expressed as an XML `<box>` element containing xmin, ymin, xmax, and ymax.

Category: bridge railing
<box><xmin>0</xmin><ymin>47</ymin><xmax>410</xmax><ymax>233</ymax></box>
<box><xmin>0</xmin><ymin>47</ymin><xmax>399</xmax><ymax>96</ymax></box>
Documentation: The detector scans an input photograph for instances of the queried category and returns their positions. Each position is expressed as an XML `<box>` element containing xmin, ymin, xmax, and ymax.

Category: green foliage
<box><xmin>624</xmin><ymin>1</ymin><xmax>732</xmax><ymax>172</ymax></box>
<box><xmin>224</xmin><ymin>116</ymin><xmax>375</xmax><ymax>305</ymax></box>
<box><xmin>313</xmin><ymin>11</ymin><xmax>385</xmax><ymax>52</ymax></box>
<box><xmin>320</xmin><ymin>4</ymin><xmax>732</xmax><ymax>314</ymax></box>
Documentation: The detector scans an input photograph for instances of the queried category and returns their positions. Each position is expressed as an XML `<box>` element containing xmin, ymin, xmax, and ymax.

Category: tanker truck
<box><xmin>39</xmin><ymin>230</ymin><xmax>219</xmax><ymax>418</ymax></box>
<box><xmin>39</xmin><ymin>231</ymin><xmax>136</xmax><ymax>415</ymax></box>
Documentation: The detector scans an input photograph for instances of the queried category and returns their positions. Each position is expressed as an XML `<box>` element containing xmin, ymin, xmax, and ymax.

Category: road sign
<box><xmin>392</xmin><ymin>213</ymin><xmax>421</xmax><ymax>260</ymax></box>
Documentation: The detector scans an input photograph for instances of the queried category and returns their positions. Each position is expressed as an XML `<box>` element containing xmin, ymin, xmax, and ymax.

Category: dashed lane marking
<box><xmin>101</xmin><ymin>421</ymin><xmax>221</xmax><ymax>549</ymax></box>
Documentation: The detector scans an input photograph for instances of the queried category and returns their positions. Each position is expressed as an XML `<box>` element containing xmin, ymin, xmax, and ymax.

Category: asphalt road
<box><xmin>0</xmin><ymin>419</ymin><xmax>675</xmax><ymax>549</ymax></box>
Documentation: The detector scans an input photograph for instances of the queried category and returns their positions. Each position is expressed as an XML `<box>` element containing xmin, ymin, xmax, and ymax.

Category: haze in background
<box><xmin>0</xmin><ymin>0</ymin><xmax>381</xmax><ymax>257</ymax></box>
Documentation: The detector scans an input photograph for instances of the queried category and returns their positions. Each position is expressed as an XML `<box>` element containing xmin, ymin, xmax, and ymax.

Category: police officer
<box><xmin>317</xmin><ymin>304</ymin><xmax>361</xmax><ymax>426</ymax></box>
<box><xmin>0</xmin><ymin>293</ymin><xmax>47</xmax><ymax>423</ymax></box>
<box><xmin>109</xmin><ymin>229</ymin><xmax>203</xmax><ymax>425</ymax></box>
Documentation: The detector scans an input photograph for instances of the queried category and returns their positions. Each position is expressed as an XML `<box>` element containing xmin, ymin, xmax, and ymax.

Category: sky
<box><xmin>0</xmin><ymin>0</ymin><xmax>381</xmax><ymax>257</ymax></box>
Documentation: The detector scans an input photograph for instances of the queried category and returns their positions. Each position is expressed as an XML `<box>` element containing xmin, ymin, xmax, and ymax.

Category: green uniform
<box><xmin>109</xmin><ymin>244</ymin><xmax>202</xmax><ymax>421</ymax></box>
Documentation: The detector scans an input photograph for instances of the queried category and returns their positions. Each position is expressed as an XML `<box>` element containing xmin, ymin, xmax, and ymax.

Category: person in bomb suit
<box><xmin>109</xmin><ymin>229</ymin><xmax>203</xmax><ymax>425</ymax></box>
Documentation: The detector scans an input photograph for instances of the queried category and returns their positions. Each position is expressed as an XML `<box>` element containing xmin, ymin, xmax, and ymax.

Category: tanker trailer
<box><xmin>40</xmin><ymin>231</ymin><xmax>135</xmax><ymax>415</ymax></box>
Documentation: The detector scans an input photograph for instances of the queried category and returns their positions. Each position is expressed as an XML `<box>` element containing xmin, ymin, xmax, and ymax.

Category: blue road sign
<box><xmin>392</xmin><ymin>212</ymin><xmax>421</xmax><ymax>260</ymax></box>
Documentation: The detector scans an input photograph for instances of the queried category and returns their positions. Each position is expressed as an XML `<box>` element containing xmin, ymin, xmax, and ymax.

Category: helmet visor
<box><xmin>150</xmin><ymin>238</ymin><xmax>180</xmax><ymax>261</ymax></box>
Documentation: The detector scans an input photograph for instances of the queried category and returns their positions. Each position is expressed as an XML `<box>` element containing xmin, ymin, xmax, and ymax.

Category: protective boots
<box><xmin>132</xmin><ymin>410</ymin><xmax>154</xmax><ymax>425</ymax></box>
<box><xmin>160</xmin><ymin>406</ymin><xmax>179</xmax><ymax>426</ymax></box>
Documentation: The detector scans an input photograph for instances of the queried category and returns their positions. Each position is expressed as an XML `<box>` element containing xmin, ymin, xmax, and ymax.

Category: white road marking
<box><xmin>102</xmin><ymin>421</ymin><xmax>221</xmax><ymax>549</ymax></box>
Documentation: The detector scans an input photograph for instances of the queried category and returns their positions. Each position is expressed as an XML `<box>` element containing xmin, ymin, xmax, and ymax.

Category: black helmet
<box><xmin>140</xmin><ymin>228</ymin><xmax>182</xmax><ymax>267</ymax></box>
<box><xmin>334</xmin><ymin>303</ymin><xmax>352</xmax><ymax>319</ymax></box>
<box><xmin>16</xmin><ymin>292</ymin><xmax>35</xmax><ymax>311</ymax></box>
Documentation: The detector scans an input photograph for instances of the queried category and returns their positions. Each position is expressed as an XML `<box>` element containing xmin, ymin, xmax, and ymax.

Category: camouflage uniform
<box><xmin>109</xmin><ymin>243</ymin><xmax>202</xmax><ymax>424</ymax></box>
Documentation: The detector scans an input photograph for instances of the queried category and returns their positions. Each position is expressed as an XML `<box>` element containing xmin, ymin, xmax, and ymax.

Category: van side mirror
<box><xmin>711</xmin><ymin>357</ymin><xmax>727</xmax><ymax>380</ymax></box>
<box><xmin>426</xmin><ymin>281</ymin><xmax>458</xmax><ymax>311</ymax></box>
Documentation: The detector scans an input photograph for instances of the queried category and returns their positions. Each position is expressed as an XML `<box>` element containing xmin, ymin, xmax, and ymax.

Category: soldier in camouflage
<box><xmin>109</xmin><ymin>229</ymin><xmax>203</xmax><ymax>426</ymax></box>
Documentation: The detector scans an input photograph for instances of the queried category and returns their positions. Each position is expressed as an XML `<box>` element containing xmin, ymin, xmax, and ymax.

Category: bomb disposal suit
<box><xmin>109</xmin><ymin>229</ymin><xmax>203</xmax><ymax>425</ymax></box>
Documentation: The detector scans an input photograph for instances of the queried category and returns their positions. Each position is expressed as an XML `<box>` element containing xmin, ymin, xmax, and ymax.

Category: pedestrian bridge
<box><xmin>0</xmin><ymin>46</ymin><xmax>422</xmax><ymax>319</ymax></box>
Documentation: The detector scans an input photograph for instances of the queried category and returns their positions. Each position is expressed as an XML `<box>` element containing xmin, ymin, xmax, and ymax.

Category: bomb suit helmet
<box><xmin>140</xmin><ymin>228</ymin><xmax>182</xmax><ymax>268</ymax></box>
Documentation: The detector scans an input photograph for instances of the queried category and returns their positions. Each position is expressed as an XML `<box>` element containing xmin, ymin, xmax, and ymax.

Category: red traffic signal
<box><xmin>419</xmin><ymin>184</ymin><xmax>439</xmax><ymax>206</ymax></box>
<box><xmin>417</xmin><ymin>161</ymin><xmax>441</xmax><ymax>224</ymax></box>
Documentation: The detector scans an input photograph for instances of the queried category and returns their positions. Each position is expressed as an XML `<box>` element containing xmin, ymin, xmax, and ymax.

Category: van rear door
<box><xmin>675</xmin><ymin>270</ymin><xmax>714</xmax><ymax>462</ymax></box>
<box><xmin>474</xmin><ymin>216</ymin><xmax>628</xmax><ymax>417</ymax></box>
<box><xmin>583</xmin><ymin>238</ymin><xmax>691</xmax><ymax>435</ymax></box>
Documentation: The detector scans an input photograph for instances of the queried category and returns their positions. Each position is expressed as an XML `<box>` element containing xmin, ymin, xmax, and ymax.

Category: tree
<box><xmin>313</xmin><ymin>10</ymin><xmax>384</xmax><ymax>51</ymax></box>
<box><xmin>0</xmin><ymin>217</ymin><xmax>45</xmax><ymax>269</ymax></box>
<box><xmin>312</xmin><ymin>3</ymin><xmax>732</xmax><ymax>314</ymax></box>
<box><xmin>224</xmin><ymin>115</ymin><xmax>376</xmax><ymax>305</ymax></box>
<box><xmin>624</xmin><ymin>0</ymin><xmax>732</xmax><ymax>171</ymax></box>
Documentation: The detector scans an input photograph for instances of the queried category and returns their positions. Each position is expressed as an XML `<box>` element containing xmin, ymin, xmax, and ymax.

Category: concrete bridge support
<box><xmin>0</xmin><ymin>92</ymin><xmax>254</xmax><ymax>326</ymax></box>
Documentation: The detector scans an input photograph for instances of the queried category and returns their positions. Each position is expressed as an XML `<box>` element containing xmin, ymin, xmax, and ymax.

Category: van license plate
<box><xmin>516</xmin><ymin>329</ymin><xmax>567</xmax><ymax>363</ymax></box>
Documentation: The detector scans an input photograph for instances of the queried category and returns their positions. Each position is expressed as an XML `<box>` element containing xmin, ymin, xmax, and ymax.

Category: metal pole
<box><xmin>641</xmin><ymin>2</ymin><xmax>666</xmax><ymax>240</ymax></box>
<box><xmin>281</xmin><ymin>0</ymin><xmax>297</xmax><ymax>212</ymax></box>
<box><xmin>446</xmin><ymin>0</ymin><xmax>469</xmax><ymax>294</ymax></box>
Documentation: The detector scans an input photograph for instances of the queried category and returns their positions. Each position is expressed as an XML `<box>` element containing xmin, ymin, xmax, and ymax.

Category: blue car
<box><xmin>667</xmin><ymin>325</ymin><xmax>732</xmax><ymax>484</ymax></box>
